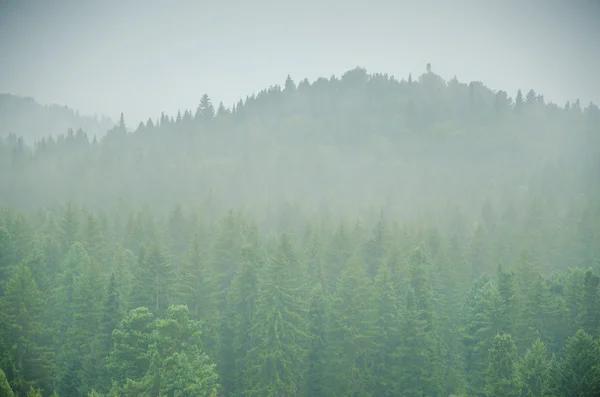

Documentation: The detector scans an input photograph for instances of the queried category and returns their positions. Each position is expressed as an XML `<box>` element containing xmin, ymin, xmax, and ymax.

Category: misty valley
<box><xmin>1</xmin><ymin>67</ymin><xmax>599</xmax><ymax>397</ymax></box>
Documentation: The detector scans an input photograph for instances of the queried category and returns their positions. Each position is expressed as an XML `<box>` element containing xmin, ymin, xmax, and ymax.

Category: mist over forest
<box><xmin>0</xmin><ymin>65</ymin><xmax>599</xmax><ymax>397</ymax></box>
<box><xmin>0</xmin><ymin>94</ymin><xmax>113</xmax><ymax>143</ymax></box>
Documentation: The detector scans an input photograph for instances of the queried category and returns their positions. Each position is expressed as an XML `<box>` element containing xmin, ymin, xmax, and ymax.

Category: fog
<box><xmin>1</xmin><ymin>0</ymin><xmax>599</xmax><ymax>126</ymax></box>
<box><xmin>1</xmin><ymin>2</ymin><xmax>600</xmax><ymax>397</ymax></box>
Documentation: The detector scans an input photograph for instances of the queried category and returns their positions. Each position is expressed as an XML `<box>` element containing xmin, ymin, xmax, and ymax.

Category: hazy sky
<box><xmin>1</xmin><ymin>0</ymin><xmax>599</xmax><ymax>126</ymax></box>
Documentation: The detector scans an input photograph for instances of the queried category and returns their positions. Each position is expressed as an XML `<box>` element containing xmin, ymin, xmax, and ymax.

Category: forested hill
<box><xmin>0</xmin><ymin>67</ymin><xmax>600</xmax><ymax>396</ymax></box>
<box><xmin>1</xmin><ymin>66</ymin><xmax>599</xmax><ymax>219</ymax></box>
<box><xmin>0</xmin><ymin>94</ymin><xmax>114</xmax><ymax>143</ymax></box>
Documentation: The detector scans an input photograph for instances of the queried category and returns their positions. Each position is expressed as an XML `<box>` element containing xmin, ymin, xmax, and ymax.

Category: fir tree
<box><xmin>485</xmin><ymin>333</ymin><xmax>521</xmax><ymax>397</ymax></box>
<box><xmin>243</xmin><ymin>234</ymin><xmax>308</xmax><ymax>397</ymax></box>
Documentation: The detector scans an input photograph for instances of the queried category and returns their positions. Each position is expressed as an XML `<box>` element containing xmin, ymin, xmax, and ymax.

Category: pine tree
<box><xmin>107</xmin><ymin>307</ymin><xmax>155</xmax><ymax>388</ymax></box>
<box><xmin>324</xmin><ymin>221</ymin><xmax>353</xmax><ymax>292</ymax></box>
<box><xmin>221</xmin><ymin>243</ymin><xmax>260</xmax><ymax>396</ymax></box>
<box><xmin>328</xmin><ymin>252</ymin><xmax>377</xmax><ymax>396</ymax></box>
<box><xmin>53</xmin><ymin>242</ymin><xmax>91</xmax><ymax>396</ymax></box>
<box><xmin>71</xmin><ymin>246</ymin><xmax>105</xmax><ymax>395</ymax></box>
<box><xmin>460</xmin><ymin>275</ymin><xmax>504</xmax><ymax>396</ymax></box>
<box><xmin>372</xmin><ymin>262</ymin><xmax>401</xmax><ymax>396</ymax></box>
<box><xmin>60</xmin><ymin>202</ymin><xmax>79</xmax><ymax>253</ymax></box>
<box><xmin>578</xmin><ymin>269</ymin><xmax>599</xmax><ymax>337</ymax></box>
<box><xmin>22</xmin><ymin>249</ymin><xmax>49</xmax><ymax>295</ymax></box>
<box><xmin>177</xmin><ymin>233</ymin><xmax>221</xmax><ymax>362</ymax></box>
<box><xmin>196</xmin><ymin>94</ymin><xmax>215</xmax><ymax>122</ymax></box>
<box><xmin>484</xmin><ymin>333</ymin><xmax>520</xmax><ymax>397</ymax></box>
<box><xmin>177</xmin><ymin>233</ymin><xmax>217</xmax><ymax>322</ymax></box>
<box><xmin>40</xmin><ymin>215</ymin><xmax>62</xmax><ymax>278</ymax></box>
<box><xmin>396</xmin><ymin>249</ymin><xmax>442</xmax><ymax>397</ymax></box>
<box><xmin>120</xmin><ymin>305</ymin><xmax>220</xmax><ymax>397</ymax></box>
<box><xmin>284</xmin><ymin>75</ymin><xmax>296</xmax><ymax>92</ymax></box>
<box><xmin>396</xmin><ymin>286</ymin><xmax>438</xmax><ymax>397</ymax></box>
<box><xmin>515</xmin><ymin>89</ymin><xmax>524</xmax><ymax>113</ymax></box>
<box><xmin>131</xmin><ymin>240</ymin><xmax>174</xmax><ymax>316</ymax></box>
<box><xmin>518</xmin><ymin>338</ymin><xmax>551</xmax><ymax>397</ymax></box>
<box><xmin>81</xmin><ymin>213</ymin><xmax>107</xmax><ymax>267</ymax></box>
<box><xmin>0</xmin><ymin>368</ymin><xmax>14</xmax><ymax>397</ymax></box>
<box><xmin>547</xmin><ymin>329</ymin><xmax>600</xmax><ymax>397</ymax></box>
<box><xmin>0</xmin><ymin>264</ymin><xmax>54</xmax><ymax>395</ymax></box>
<box><xmin>304</xmin><ymin>282</ymin><xmax>329</xmax><ymax>397</ymax></box>
<box><xmin>167</xmin><ymin>204</ymin><xmax>189</xmax><ymax>270</ymax></box>
<box><xmin>467</xmin><ymin>222</ymin><xmax>490</xmax><ymax>277</ymax></box>
<box><xmin>211</xmin><ymin>210</ymin><xmax>243</xmax><ymax>301</ymax></box>
<box><xmin>496</xmin><ymin>264</ymin><xmax>517</xmax><ymax>336</ymax></box>
<box><xmin>99</xmin><ymin>273</ymin><xmax>123</xmax><ymax>391</ymax></box>
<box><xmin>243</xmin><ymin>233</ymin><xmax>308</xmax><ymax>397</ymax></box>
<box><xmin>304</xmin><ymin>226</ymin><xmax>326</xmax><ymax>290</ymax></box>
<box><xmin>8</xmin><ymin>214</ymin><xmax>34</xmax><ymax>265</ymax></box>
<box><xmin>0</xmin><ymin>226</ymin><xmax>16</xmax><ymax>295</ymax></box>
<box><xmin>52</xmin><ymin>241</ymin><xmax>105</xmax><ymax>395</ymax></box>
<box><xmin>110</xmin><ymin>244</ymin><xmax>134</xmax><ymax>312</ymax></box>
<box><xmin>363</xmin><ymin>218</ymin><xmax>387</xmax><ymax>279</ymax></box>
<box><xmin>544</xmin><ymin>272</ymin><xmax>570</xmax><ymax>352</ymax></box>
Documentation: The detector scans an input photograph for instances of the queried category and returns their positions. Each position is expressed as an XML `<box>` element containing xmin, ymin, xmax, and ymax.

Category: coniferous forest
<box><xmin>1</xmin><ymin>67</ymin><xmax>600</xmax><ymax>396</ymax></box>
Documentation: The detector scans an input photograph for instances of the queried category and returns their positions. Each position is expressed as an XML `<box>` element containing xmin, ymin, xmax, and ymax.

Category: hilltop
<box><xmin>0</xmin><ymin>66</ymin><xmax>599</xmax><ymax>397</ymax></box>
<box><xmin>0</xmin><ymin>93</ymin><xmax>114</xmax><ymax>142</ymax></box>
<box><xmin>1</xmin><ymin>66</ymin><xmax>598</xmax><ymax>221</ymax></box>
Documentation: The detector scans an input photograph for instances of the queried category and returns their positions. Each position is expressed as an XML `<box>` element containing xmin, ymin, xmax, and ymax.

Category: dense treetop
<box><xmin>0</xmin><ymin>66</ymin><xmax>599</xmax><ymax>396</ymax></box>
<box><xmin>2</xmin><ymin>66</ymin><xmax>598</xmax><ymax>218</ymax></box>
<box><xmin>0</xmin><ymin>94</ymin><xmax>114</xmax><ymax>144</ymax></box>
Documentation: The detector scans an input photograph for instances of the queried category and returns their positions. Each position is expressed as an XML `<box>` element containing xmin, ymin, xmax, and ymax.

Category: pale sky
<box><xmin>0</xmin><ymin>0</ymin><xmax>599</xmax><ymax>126</ymax></box>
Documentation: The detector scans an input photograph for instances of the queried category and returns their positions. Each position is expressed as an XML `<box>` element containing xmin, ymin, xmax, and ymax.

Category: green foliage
<box><xmin>243</xmin><ymin>234</ymin><xmax>308</xmax><ymax>397</ymax></box>
<box><xmin>304</xmin><ymin>282</ymin><xmax>329</xmax><ymax>397</ymax></box>
<box><xmin>328</xmin><ymin>252</ymin><xmax>377</xmax><ymax>396</ymax></box>
<box><xmin>0</xmin><ymin>264</ymin><xmax>54</xmax><ymax>395</ymax></box>
<box><xmin>0</xmin><ymin>368</ymin><xmax>14</xmax><ymax>397</ymax></box>
<box><xmin>131</xmin><ymin>241</ymin><xmax>174</xmax><ymax>316</ymax></box>
<box><xmin>546</xmin><ymin>329</ymin><xmax>600</xmax><ymax>397</ymax></box>
<box><xmin>220</xmin><ymin>243</ymin><xmax>260</xmax><ymax>395</ymax></box>
<box><xmin>485</xmin><ymin>333</ymin><xmax>521</xmax><ymax>397</ymax></box>
<box><xmin>0</xmin><ymin>227</ymin><xmax>16</xmax><ymax>294</ymax></box>
<box><xmin>127</xmin><ymin>305</ymin><xmax>220</xmax><ymax>397</ymax></box>
<box><xmin>518</xmin><ymin>338</ymin><xmax>551</xmax><ymax>397</ymax></box>
<box><xmin>0</xmin><ymin>67</ymin><xmax>598</xmax><ymax>397</ymax></box>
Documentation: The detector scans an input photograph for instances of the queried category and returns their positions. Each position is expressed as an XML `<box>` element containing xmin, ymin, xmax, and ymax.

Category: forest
<box><xmin>0</xmin><ymin>94</ymin><xmax>113</xmax><ymax>144</ymax></box>
<box><xmin>0</xmin><ymin>66</ymin><xmax>599</xmax><ymax>396</ymax></box>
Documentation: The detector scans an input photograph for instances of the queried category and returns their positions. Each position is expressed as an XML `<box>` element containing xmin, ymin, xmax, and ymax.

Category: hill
<box><xmin>0</xmin><ymin>93</ymin><xmax>113</xmax><ymax>142</ymax></box>
<box><xmin>1</xmin><ymin>66</ymin><xmax>597</xmax><ymax>221</ymax></box>
<box><xmin>0</xmin><ymin>66</ymin><xmax>599</xmax><ymax>397</ymax></box>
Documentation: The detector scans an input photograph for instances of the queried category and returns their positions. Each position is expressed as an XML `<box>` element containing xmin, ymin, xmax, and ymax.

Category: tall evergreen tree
<box><xmin>372</xmin><ymin>262</ymin><xmax>401</xmax><ymax>397</ymax></box>
<box><xmin>518</xmin><ymin>338</ymin><xmax>551</xmax><ymax>397</ymax></box>
<box><xmin>131</xmin><ymin>240</ymin><xmax>174</xmax><ymax>316</ymax></box>
<box><xmin>221</xmin><ymin>243</ymin><xmax>260</xmax><ymax>396</ymax></box>
<box><xmin>0</xmin><ymin>227</ymin><xmax>16</xmax><ymax>295</ymax></box>
<box><xmin>485</xmin><ymin>333</ymin><xmax>521</xmax><ymax>397</ymax></box>
<box><xmin>0</xmin><ymin>368</ymin><xmax>14</xmax><ymax>397</ymax></box>
<box><xmin>0</xmin><ymin>264</ymin><xmax>54</xmax><ymax>395</ymax></box>
<box><xmin>243</xmin><ymin>234</ymin><xmax>308</xmax><ymax>397</ymax></box>
<box><xmin>546</xmin><ymin>329</ymin><xmax>600</xmax><ymax>397</ymax></box>
<box><xmin>304</xmin><ymin>282</ymin><xmax>329</xmax><ymax>397</ymax></box>
<box><xmin>328</xmin><ymin>252</ymin><xmax>377</xmax><ymax>396</ymax></box>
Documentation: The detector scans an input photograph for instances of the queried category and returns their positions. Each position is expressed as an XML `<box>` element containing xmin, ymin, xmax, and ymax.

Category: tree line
<box><xmin>0</xmin><ymin>199</ymin><xmax>599</xmax><ymax>396</ymax></box>
<box><xmin>0</xmin><ymin>66</ymin><xmax>599</xmax><ymax>396</ymax></box>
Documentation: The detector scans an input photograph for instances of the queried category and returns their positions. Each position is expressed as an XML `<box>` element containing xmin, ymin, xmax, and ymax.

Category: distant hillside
<box><xmin>0</xmin><ymin>94</ymin><xmax>114</xmax><ymax>142</ymax></box>
<box><xmin>1</xmin><ymin>67</ymin><xmax>598</xmax><ymax>222</ymax></box>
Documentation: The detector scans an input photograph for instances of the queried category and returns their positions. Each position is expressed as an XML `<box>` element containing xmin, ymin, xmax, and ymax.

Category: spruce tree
<box><xmin>547</xmin><ymin>329</ymin><xmax>600</xmax><ymax>397</ymax></box>
<box><xmin>304</xmin><ymin>282</ymin><xmax>329</xmax><ymax>397</ymax></box>
<box><xmin>484</xmin><ymin>333</ymin><xmax>521</xmax><ymax>397</ymax></box>
<box><xmin>518</xmin><ymin>338</ymin><xmax>551</xmax><ymax>397</ymax></box>
<box><xmin>243</xmin><ymin>234</ymin><xmax>307</xmax><ymax>397</ymax></box>
<box><xmin>0</xmin><ymin>264</ymin><xmax>54</xmax><ymax>395</ymax></box>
